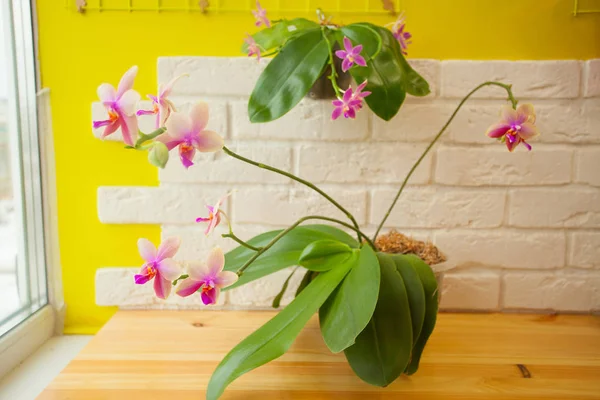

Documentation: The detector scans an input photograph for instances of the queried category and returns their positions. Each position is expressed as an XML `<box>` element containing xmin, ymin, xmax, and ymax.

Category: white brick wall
<box><xmin>94</xmin><ymin>57</ymin><xmax>600</xmax><ymax>313</ymax></box>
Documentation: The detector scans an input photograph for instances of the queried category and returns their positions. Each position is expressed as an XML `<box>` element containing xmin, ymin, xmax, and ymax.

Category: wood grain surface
<box><xmin>39</xmin><ymin>311</ymin><xmax>600</xmax><ymax>399</ymax></box>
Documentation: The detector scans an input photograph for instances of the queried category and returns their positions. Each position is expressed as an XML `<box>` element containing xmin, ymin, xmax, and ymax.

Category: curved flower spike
<box><xmin>252</xmin><ymin>1</ymin><xmax>271</xmax><ymax>28</ymax></box>
<box><xmin>157</xmin><ymin>102</ymin><xmax>224</xmax><ymax>169</ymax></box>
<box><xmin>176</xmin><ymin>247</ymin><xmax>238</xmax><ymax>305</ymax></box>
<box><xmin>134</xmin><ymin>237</ymin><xmax>182</xmax><ymax>299</ymax></box>
<box><xmin>486</xmin><ymin>103</ymin><xmax>540</xmax><ymax>152</ymax></box>
<box><xmin>196</xmin><ymin>192</ymin><xmax>233</xmax><ymax>235</ymax></box>
<box><xmin>137</xmin><ymin>74</ymin><xmax>187</xmax><ymax>128</ymax></box>
<box><xmin>335</xmin><ymin>37</ymin><xmax>367</xmax><ymax>72</ymax></box>
<box><xmin>93</xmin><ymin>66</ymin><xmax>141</xmax><ymax>146</ymax></box>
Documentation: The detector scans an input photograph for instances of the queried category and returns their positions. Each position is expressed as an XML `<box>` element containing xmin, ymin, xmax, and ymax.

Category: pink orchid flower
<box><xmin>137</xmin><ymin>74</ymin><xmax>186</xmax><ymax>128</ymax></box>
<box><xmin>252</xmin><ymin>1</ymin><xmax>271</xmax><ymax>28</ymax></box>
<box><xmin>134</xmin><ymin>237</ymin><xmax>182</xmax><ymax>299</ymax></box>
<box><xmin>335</xmin><ymin>37</ymin><xmax>367</xmax><ymax>73</ymax></box>
<box><xmin>245</xmin><ymin>34</ymin><xmax>261</xmax><ymax>61</ymax></box>
<box><xmin>176</xmin><ymin>247</ymin><xmax>238</xmax><ymax>305</ymax></box>
<box><xmin>486</xmin><ymin>104</ymin><xmax>540</xmax><ymax>152</ymax></box>
<box><xmin>93</xmin><ymin>66</ymin><xmax>141</xmax><ymax>146</ymax></box>
<box><xmin>196</xmin><ymin>192</ymin><xmax>232</xmax><ymax>235</ymax></box>
<box><xmin>331</xmin><ymin>81</ymin><xmax>371</xmax><ymax>120</ymax></box>
<box><xmin>157</xmin><ymin>102</ymin><xmax>224</xmax><ymax>169</ymax></box>
<box><xmin>391</xmin><ymin>13</ymin><xmax>412</xmax><ymax>55</ymax></box>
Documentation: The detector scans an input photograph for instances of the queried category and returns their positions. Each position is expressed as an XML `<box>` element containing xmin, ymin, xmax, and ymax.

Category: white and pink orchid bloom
<box><xmin>134</xmin><ymin>237</ymin><xmax>182</xmax><ymax>299</ymax></box>
<box><xmin>196</xmin><ymin>192</ymin><xmax>232</xmax><ymax>235</ymax></box>
<box><xmin>137</xmin><ymin>74</ymin><xmax>186</xmax><ymax>128</ymax></box>
<box><xmin>93</xmin><ymin>66</ymin><xmax>141</xmax><ymax>146</ymax></box>
<box><xmin>252</xmin><ymin>0</ymin><xmax>271</xmax><ymax>28</ymax></box>
<box><xmin>157</xmin><ymin>102</ymin><xmax>224</xmax><ymax>169</ymax></box>
<box><xmin>176</xmin><ymin>247</ymin><xmax>238</xmax><ymax>305</ymax></box>
<box><xmin>486</xmin><ymin>104</ymin><xmax>539</xmax><ymax>152</ymax></box>
<box><xmin>245</xmin><ymin>34</ymin><xmax>261</xmax><ymax>61</ymax></box>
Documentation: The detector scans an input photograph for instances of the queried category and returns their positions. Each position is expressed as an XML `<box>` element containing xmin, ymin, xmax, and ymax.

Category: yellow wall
<box><xmin>36</xmin><ymin>0</ymin><xmax>599</xmax><ymax>334</ymax></box>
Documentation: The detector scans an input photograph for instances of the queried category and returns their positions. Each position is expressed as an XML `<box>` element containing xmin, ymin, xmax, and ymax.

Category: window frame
<box><xmin>0</xmin><ymin>0</ymin><xmax>63</xmax><ymax>378</ymax></box>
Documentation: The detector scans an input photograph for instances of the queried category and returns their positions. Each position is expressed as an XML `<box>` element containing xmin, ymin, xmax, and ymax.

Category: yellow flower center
<box><xmin>108</xmin><ymin>110</ymin><xmax>119</xmax><ymax>122</ymax></box>
<box><xmin>180</xmin><ymin>143</ymin><xmax>194</xmax><ymax>153</ymax></box>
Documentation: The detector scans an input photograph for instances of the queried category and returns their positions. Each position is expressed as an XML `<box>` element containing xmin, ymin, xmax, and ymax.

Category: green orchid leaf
<box><xmin>298</xmin><ymin>239</ymin><xmax>353</xmax><ymax>272</ymax></box>
<box><xmin>271</xmin><ymin>267</ymin><xmax>297</xmax><ymax>308</ymax></box>
<box><xmin>340</xmin><ymin>24</ymin><xmax>382</xmax><ymax>60</ymax></box>
<box><xmin>248</xmin><ymin>28</ymin><xmax>329</xmax><ymax>123</ymax></box>
<box><xmin>241</xmin><ymin>18</ymin><xmax>319</xmax><ymax>54</ymax></box>
<box><xmin>206</xmin><ymin>259</ymin><xmax>354</xmax><ymax>400</ymax></box>
<box><xmin>319</xmin><ymin>244</ymin><xmax>380</xmax><ymax>353</ymax></box>
<box><xmin>295</xmin><ymin>269</ymin><xmax>316</xmax><ymax>297</ymax></box>
<box><xmin>404</xmin><ymin>254</ymin><xmax>438</xmax><ymax>375</ymax></box>
<box><xmin>391</xmin><ymin>254</ymin><xmax>426</xmax><ymax>346</ymax></box>
<box><xmin>224</xmin><ymin>225</ymin><xmax>358</xmax><ymax>290</ymax></box>
<box><xmin>348</xmin><ymin>25</ymin><xmax>406</xmax><ymax>121</ymax></box>
<box><xmin>344</xmin><ymin>252</ymin><xmax>413</xmax><ymax>387</ymax></box>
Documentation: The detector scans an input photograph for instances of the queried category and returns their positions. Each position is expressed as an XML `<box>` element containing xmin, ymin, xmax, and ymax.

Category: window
<box><xmin>0</xmin><ymin>0</ymin><xmax>55</xmax><ymax>374</ymax></box>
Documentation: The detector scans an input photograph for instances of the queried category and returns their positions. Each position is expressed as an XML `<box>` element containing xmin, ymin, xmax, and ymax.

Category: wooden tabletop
<box><xmin>40</xmin><ymin>311</ymin><xmax>600</xmax><ymax>399</ymax></box>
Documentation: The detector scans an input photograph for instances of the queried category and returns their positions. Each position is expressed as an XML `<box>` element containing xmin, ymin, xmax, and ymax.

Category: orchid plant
<box><xmin>241</xmin><ymin>5</ymin><xmax>430</xmax><ymax>122</ymax></box>
<box><xmin>93</xmin><ymin>7</ymin><xmax>539</xmax><ymax>400</ymax></box>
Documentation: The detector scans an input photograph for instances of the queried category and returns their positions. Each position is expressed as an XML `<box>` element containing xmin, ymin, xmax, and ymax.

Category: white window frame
<box><xmin>0</xmin><ymin>0</ymin><xmax>63</xmax><ymax>378</ymax></box>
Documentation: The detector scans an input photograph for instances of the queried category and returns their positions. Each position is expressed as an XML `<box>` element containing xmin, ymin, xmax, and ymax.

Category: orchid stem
<box><xmin>222</xmin><ymin>232</ymin><xmax>262</xmax><ymax>252</ymax></box>
<box><xmin>236</xmin><ymin>215</ymin><xmax>375</xmax><ymax>277</ymax></box>
<box><xmin>372</xmin><ymin>81</ymin><xmax>518</xmax><ymax>241</ymax></box>
<box><xmin>322</xmin><ymin>27</ymin><xmax>343</xmax><ymax>97</ymax></box>
<box><xmin>133</xmin><ymin>127</ymin><xmax>166</xmax><ymax>149</ymax></box>
<box><xmin>222</xmin><ymin>146</ymin><xmax>364</xmax><ymax>244</ymax></box>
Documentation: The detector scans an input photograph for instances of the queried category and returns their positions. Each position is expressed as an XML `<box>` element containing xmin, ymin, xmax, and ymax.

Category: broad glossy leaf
<box><xmin>349</xmin><ymin>25</ymin><xmax>406</xmax><ymax>121</ymax></box>
<box><xmin>206</xmin><ymin>259</ymin><xmax>354</xmax><ymax>400</ymax></box>
<box><xmin>339</xmin><ymin>24</ymin><xmax>382</xmax><ymax>59</ymax></box>
<box><xmin>344</xmin><ymin>252</ymin><xmax>413</xmax><ymax>386</ymax></box>
<box><xmin>224</xmin><ymin>225</ymin><xmax>358</xmax><ymax>290</ymax></box>
<box><xmin>248</xmin><ymin>28</ymin><xmax>329</xmax><ymax>123</ymax></box>
<box><xmin>404</xmin><ymin>254</ymin><xmax>438</xmax><ymax>375</ymax></box>
<box><xmin>319</xmin><ymin>245</ymin><xmax>380</xmax><ymax>353</ymax></box>
<box><xmin>391</xmin><ymin>254</ymin><xmax>426</xmax><ymax>346</ymax></box>
<box><xmin>299</xmin><ymin>239</ymin><xmax>353</xmax><ymax>272</ymax></box>
<box><xmin>295</xmin><ymin>269</ymin><xmax>317</xmax><ymax>297</ymax></box>
<box><xmin>241</xmin><ymin>18</ymin><xmax>319</xmax><ymax>53</ymax></box>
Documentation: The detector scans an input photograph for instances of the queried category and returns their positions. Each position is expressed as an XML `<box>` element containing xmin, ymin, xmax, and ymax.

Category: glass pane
<box><xmin>0</xmin><ymin>1</ymin><xmax>47</xmax><ymax>337</ymax></box>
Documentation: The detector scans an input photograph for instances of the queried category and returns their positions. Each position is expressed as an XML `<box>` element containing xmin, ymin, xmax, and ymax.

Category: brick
<box><xmin>298</xmin><ymin>143</ymin><xmax>432</xmax><ymax>184</ymax></box>
<box><xmin>157</xmin><ymin>57</ymin><xmax>267</xmax><ymax>96</ymax></box>
<box><xmin>159</xmin><ymin>143</ymin><xmax>292</xmax><ymax>184</ymax></box>
<box><xmin>231</xmin><ymin>99</ymin><xmax>368</xmax><ymax>141</ymax></box>
<box><xmin>372</xmin><ymin>102</ymin><xmax>453</xmax><ymax>142</ymax></box>
<box><xmin>503</xmin><ymin>271</ymin><xmax>600</xmax><ymax>311</ymax></box>
<box><xmin>575</xmin><ymin>148</ymin><xmax>600</xmax><ymax>187</ymax></box>
<box><xmin>446</xmin><ymin>103</ymin><xmax>500</xmax><ymax>144</ymax></box>
<box><xmin>98</xmin><ymin>186</ymin><xmax>229</xmax><ymax>224</ymax></box>
<box><xmin>435</xmin><ymin>146</ymin><xmax>572</xmax><ymax>186</ymax></box>
<box><xmin>441</xmin><ymin>61</ymin><xmax>581</xmax><ymax>99</ymax></box>
<box><xmin>232</xmin><ymin>188</ymin><xmax>367</xmax><ymax>225</ymax></box>
<box><xmin>536</xmin><ymin>100</ymin><xmax>600</xmax><ymax>144</ymax></box>
<box><xmin>569</xmin><ymin>232</ymin><xmax>600</xmax><ymax>269</ymax></box>
<box><xmin>92</xmin><ymin>100</ymin><xmax>227</xmax><ymax>143</ymax></box>
<box><xmin>434</xmin><ymin>230</ymin><xmax>566</xmax><ymax>269</ymax></box>
<box><xmin>370</xmin><ymin>188</ymin><xmax>505</xmax><ymax>228</ymax></box>
<box><xmin>584</xmin><ymin>59</ymin><xmax>600</xmax><ymax>98</ymax></box>
<box><xmin>408</xmin><ymin>59</ymin><xmax>440</xmax><ymax>96</ymax></box>
<box><xmin>439</xmin><ymin>270</ymin><xmax>500</xmax><ymax>310</ymax></box>
<box><xmin>508</xmin><ymin>188</ymin><xmax>600</xmax><ymax>228</ymax></box>
<box><xmin>95</xmin><ymin>267</ymin><xmax>226</xmax><ymax>308</ymax></box>
<box><xmin>227</xmin><ymin>267</ymin><xmax>304</xmax><ymax>308</ymax></box>
<box><xmin>161</xmin><ymin>224</ymin><xmax>267</xmax><ymax>261</ymax></box>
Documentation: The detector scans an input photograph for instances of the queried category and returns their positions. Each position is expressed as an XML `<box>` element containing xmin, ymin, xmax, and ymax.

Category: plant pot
<box><xmin>306</xmin><ymin>49</ymin><xmax>351</xmax><ymax>100</ymax></box>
